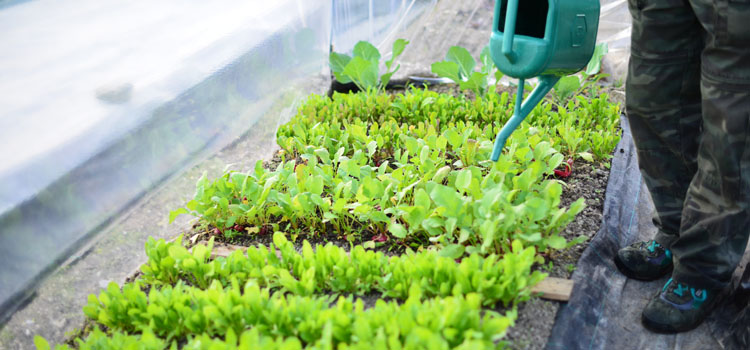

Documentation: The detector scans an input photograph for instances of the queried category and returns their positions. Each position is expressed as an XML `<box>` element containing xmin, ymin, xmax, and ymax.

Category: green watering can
<box><xmin>489</xmin><ymin>0</ymin><xmax>600</xmax><ymax>161</ymax></box>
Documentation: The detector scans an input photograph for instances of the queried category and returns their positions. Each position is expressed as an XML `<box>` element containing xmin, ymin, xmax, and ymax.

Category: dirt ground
<box><xmin>506</xmin><ymin>161</ymin><xmax>611</xmax><ymax>350</ymax></box>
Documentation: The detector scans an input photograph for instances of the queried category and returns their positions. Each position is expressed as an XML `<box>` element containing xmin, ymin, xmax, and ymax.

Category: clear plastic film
<box><xmin>598</xmin><ymin>0</ymin><xmax>631</xmax><ymax>81</ymax></box>
<box><xmin>0</xmin><ymin>0</ymin><xmax>436</xmax><ymax>344</ymax></box>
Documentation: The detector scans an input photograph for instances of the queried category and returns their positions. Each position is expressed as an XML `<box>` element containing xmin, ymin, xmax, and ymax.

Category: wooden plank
<box><xmin>531</xmin><ymin>277</ymin><xmax>574</xmax><ymax>302</ymax></box>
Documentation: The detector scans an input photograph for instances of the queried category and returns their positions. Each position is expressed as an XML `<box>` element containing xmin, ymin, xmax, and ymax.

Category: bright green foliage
<box><xmin>33</xmin><ymin>336</ymin><xmax>50</xmax><ymax>350</ymax></box>
<box><xmin>432</xmin><ymin>46</ymin><xmax>497</xmax><ymax>98</ymax></box>
<box><xmin>173</xmin><ymin>88</ymin><xmax>617</xmax><ymax>253</ymax></box>
<box><xmin>381</xmin><ymin>239</ymin><xmax>545</xmax><ymax>305</ymax></box>
<box><xmin>41</xmin><ymin>44</ymin><xmax>623</xmax><ymax>350</ymax></box>
<box><xmin>139</xmin><ymin>233</ymin><xmax>544</xmax><ymax>307</ymax></box>
<box><xmin>585</xmin><ymin>42</ymin><xmax>609</xmax><ymax>76</ymax></box>
<box><xmin>34</xmin><ymin>329</ymin><xmax>166</xmax><ymax>350</ymax></box>
<box><xmin>329</xmin><ymin>39</ymin><xmax>409</xmax><ymax>91</ymax></box>
<box><xmin>183</xmin><ymin>328</ymin><xmax>301</xmax><ymax>350</ymax></box>
<box><xmin>533</xmin><ymin>94</ymin><xmax>621</xmax><ymax>160</ymax></box>
<box><xmin>83</xmin><ymin>281</ymin><xmax>514</xmax><ymax>348</ymax></box>
<box><xmin>140</xmin><ymin>235</ymin><xmax>216</xmax><ymax>289</ymax></box>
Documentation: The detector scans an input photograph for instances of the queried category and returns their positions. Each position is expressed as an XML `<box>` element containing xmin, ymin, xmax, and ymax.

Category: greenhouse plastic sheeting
<box><xmin>598</xmin><ymin>0</ymin><xmax>631</xmax><ymax>81</ymax></box>
<box><xmin>546</xmin><ymin>117</ymin><xmax>750</xmax><ymax>350</ymax></box>
<box><xmin>0</xmin><ymin>0</ymin><xmax>435</xmax><ymax>325</ymax></box>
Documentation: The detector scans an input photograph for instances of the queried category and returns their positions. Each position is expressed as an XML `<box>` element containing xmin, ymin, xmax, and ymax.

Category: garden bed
<box><xmin>37</xmin><ymin>80</ymin><xmax>621</xmax><ymax>349</ymax></box>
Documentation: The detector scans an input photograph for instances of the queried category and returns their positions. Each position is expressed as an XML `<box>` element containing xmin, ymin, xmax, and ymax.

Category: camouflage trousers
<box><xmin>626</xmin><ymin>0</ymin><xmax>750</xmax><ymax>290</ymax></box>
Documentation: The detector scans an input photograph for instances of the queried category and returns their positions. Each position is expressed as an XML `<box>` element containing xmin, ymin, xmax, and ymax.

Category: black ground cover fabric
<box><xmin>546</xmin><ymin>117</ymin><xmax>750</xmax><ymax>350</ymax></box>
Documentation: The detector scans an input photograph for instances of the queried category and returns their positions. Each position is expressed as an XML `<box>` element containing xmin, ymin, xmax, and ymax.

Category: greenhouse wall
<box><xmin>0</xmin><ymin>0</ymin><xmax>435</xmax><ymax>324</ymax></box>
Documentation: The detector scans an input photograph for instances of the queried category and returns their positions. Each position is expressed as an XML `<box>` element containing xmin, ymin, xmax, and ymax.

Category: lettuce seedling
<box><xmin>431</xmin><ymin>45</ymin><xmax>496</xmax><ymax>98</ymax></box>
<box><xmin>329</xmin><ymin>39</ymin><xmax>409</xmax><ymax>91</ymax></box>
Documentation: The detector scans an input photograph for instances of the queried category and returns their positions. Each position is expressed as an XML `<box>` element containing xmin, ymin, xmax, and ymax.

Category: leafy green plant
<box><xmin>431</xmin><ymin>45</ymin><xmax>498</xmax><ymax>98</ymax></box>
<box><xmin>329</xmin><ymin>39</ymin><xmax>409</xmax><ymax>91</ymax></box>
<box><xmin>140</xmin><ymin>235</ymin><xmax>218</xmax><ymax>289</ymax></box>
<box><xmin>82</xmin><ymin>280</ymin><xmax>515</xmax><ymax>348</ymax></box>
<box><xmin>38</xmin><ymin>40</ymin><xmax>625</xmax><ymax>350</ymax></box>
<box><xmin>35</xmin><ymin>329</ymin><xmax>165</xmax><ymax>350</ymax></box>
<box><xmin>173</xmin><ymin>86</ymin><xmax>618</xmax><ymax>253</ymax></box>
<box><xmin>136</xmin><ymin>233</ymin><xmax>545</xmax><ymax>308</ymax></box>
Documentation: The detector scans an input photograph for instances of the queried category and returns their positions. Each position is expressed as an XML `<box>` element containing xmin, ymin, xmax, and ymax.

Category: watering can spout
<box><xmin>490</xmin><ymin>75</ymin><xmax>560</xmax><ymax>161</ymax></box>
<box><xmin>488</xmin><ymin>0</ymin><xmax>600</xmax><ymax>161</ymax></box>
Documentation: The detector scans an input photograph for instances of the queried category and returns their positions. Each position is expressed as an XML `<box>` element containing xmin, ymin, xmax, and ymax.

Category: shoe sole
<box><xmin>641</xmin><ymin>312</ymin><xmax>702</xmax><ymax>334</ymax></box>
<box><xmin>641</xmin><ymin>291</ymin><xmax>722</xmax><ymax>334</ymax></box>
<box><xmin>613</xmin><ymin>255</ymin><xmax>672</xmax><ymax>281</ymax></box>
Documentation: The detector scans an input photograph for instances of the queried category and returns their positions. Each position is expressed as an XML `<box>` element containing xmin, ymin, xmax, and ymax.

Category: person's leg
<box><xmin>626</xmin><ymin>0</ymin><xmax>703</xmax><ymax>244</ymax></box>
<box><xmin>671</xmin><ymin>0</ymin><xmax>750</xmax><ymax>291</ymax></box>
<box><xmin>617</xmin><ymin>0</ymin><xmax>703</xmax><ymax>280</ymax></box>
<box><xmin>641</xmin><ymin>0</ymin><xmax>750</xmax><ymax>333</ymax></box>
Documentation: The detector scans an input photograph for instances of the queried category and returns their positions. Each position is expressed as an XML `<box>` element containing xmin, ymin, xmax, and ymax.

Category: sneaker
<box><xmin>614</xmin><ymin>240</ymin><xmax>673</xmax><ymax>281</ymax></box>
<box><xmin>641</xmin><ymin>278</ymin><xmax>720</xmax><ymax>333</ymax></box>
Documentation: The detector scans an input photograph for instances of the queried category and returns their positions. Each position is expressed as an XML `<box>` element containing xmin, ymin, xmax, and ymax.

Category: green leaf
<box><xmin>458</xmin><ymin>229</ymin><xmax>471</xmax><ymax>243</ymax></box>
<box><xmin>385</xmin><ymin>39</ymin><xmax>408</xmax><ymax>70</ymax></box>
<box><xmin>444</xmin><ymin>129</ymin><xmax>462</xmax><ymax>148</ymax></box>
<box><xmin>414</xmin><ymin>188</ymin><xmax>431</xmax><ymax>208</ymax></box>
<box><xmin>432</xmin><ymin>166</ymin><xmax>451</xmax><ymax>184</ymax></box>
<box><xmin>519</xmin><ymin>232</ymin><xmax>542</xmax><ymax>242</ymax></box>
<box><xmin>34</xmin><ymin>336</ymin><xmax>50</xmax><ymax>350</ymax></box>
<box><xmin>391</xmin><ymin>39</ymin><xmax>408</xmax><ymax>63</ymax></box>
<box><xmin>430</xmin><ymin>184</ymin><xmax>463</xmax><ymax>214</ymax></box>
<box><xmin>431</xmin><ymin>61</ymin><xmax>461</xmax><ymax>83</ymax></box>
<box><xmin>494</xmin><ymin>69</ymin><xmax>505</xmax><ymax>82</ymax></box>
<box><xmin>546</xmin><ymin>235</ymin><xmax>567</xmax><ymax>250</ymax></box>
<box><xmin>343</xmin><ymin>56</ymin><xmax>379</xmax><ymax>90</ymax></box>
<box><xmin>353</xmin><ymin>41</ymin><xmax>381</xmax><ymax>63</ymax></box>
<box><xmin>554</xmin><ymin>76</ymin><xmax>580</xmax><ymax>101</ymax></box>
<box><xmin>168</xmin><ymin>207</ymin><xmax>189</xmax><ymax>224</ymax></box>
<box><xmin>389</xmin><ymin>223</ymin><xmax>407</xmax><ymax>238</ymax></box>
<box><xmin>367</xmin><ymin>141</ymin><xmax>377</xmax><ymax>158</ymax></box>
<box><xmin>323</xmin><ymin>212</ymin><xmax>338</xmax><ymax>222</ymax></box>
<box><xmin>380</xmin><ymin>71</ymin><xmax>396</xmax><ymax>88</ymax></box>
<box><xmin>309</xmin><ymin>175</ymin><xmax>325</xmax><ymax>195</ymax></box>
<box><xmin>458</xmin><ymin>71</ymin><xmax>488</xmax><ymax>97</ymax></box>
<box><xmin>446</xmin><ymin>46</ymin><xmax>476</xmax><ymax>80</ymax></box>
<box><xmin>479</xmin><ymin>45</ymin><xmax>493</xmax><ymax>75</ymax></box>
<box><xmin>329</xmin><ymin>52</ymin><xmax>352</xmax><ymax>83</ymax></box>
<box><xmin>585</xmin><ymin>42</ymin><xmax>609</xmax><ymax>76</ymax></box>
<box><xmin>578</xmin><ymin>152</ymin><xmax>594</xmax><ymax>162</ymax></box>
<box><xmin>315</xmin><ymin>148</ymin><xmax>331</xmax><ymax>164</ymax></box>
<box><xmin>439</xmin><ymin>244</ymin><xmax>465</xmax><ymax>259</ymax></box>
<box><xmin>455</xmin><ymin>169</ymin><xmax>471</xmax><ymax>192</ymax></box>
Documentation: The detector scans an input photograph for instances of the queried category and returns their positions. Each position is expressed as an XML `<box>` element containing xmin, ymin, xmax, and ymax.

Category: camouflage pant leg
<box><xmin>626</xmin><ymin>0</ymin><xmax>703</xmax><ymax>244</ymax></box>
<box><xmin>628</xmin><ymin>0</ymin><xmax>750</xmax><ymax>290</ymax></box>
<box><xmin>671</xmin><ymin>0</ymin><xmax>750</xmax><ymax>290</ymax></box>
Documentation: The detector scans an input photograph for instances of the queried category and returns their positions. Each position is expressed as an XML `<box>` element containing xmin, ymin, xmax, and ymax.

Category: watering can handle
<box><xmin>490</xmin><ymin>75</ymin><xmax>560</xmax><ymax>161</ymax></box>
<box><xmin>502</xmin><ymin>0</ymin><xmax>519</xmax><ymax>62</ymax></box>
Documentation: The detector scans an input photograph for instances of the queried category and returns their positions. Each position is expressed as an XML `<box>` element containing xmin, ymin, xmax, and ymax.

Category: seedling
<box><xmin>329</xmin><ymin>39</ymin><xmax>409</xmax><ymax>91</ymax></box>
<box><xmin>431</xmin><ymin>45</ymin><xmax>498</xmax><ymax>98</ymax></box>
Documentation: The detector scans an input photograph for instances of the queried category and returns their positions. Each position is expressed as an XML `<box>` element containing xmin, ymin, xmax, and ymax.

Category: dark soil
<box><xmin>505</xmin><ymin>159</ymin><xmax>611</xmax><ymax>350</ymax></box>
